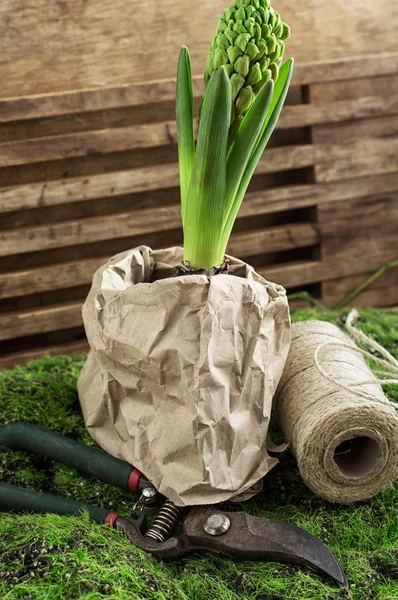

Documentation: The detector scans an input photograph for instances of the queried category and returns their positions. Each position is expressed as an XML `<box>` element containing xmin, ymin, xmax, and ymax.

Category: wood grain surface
<box><xmin>0</xmin><ymin>0</ymin><xmax>397</xmax><ymax>98</ymax></box>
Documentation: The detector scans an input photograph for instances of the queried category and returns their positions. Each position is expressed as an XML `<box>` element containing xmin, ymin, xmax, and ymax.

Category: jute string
<box><xmin>275</xmin><ymin>312</ymin><xmax>398</xmax><ymax>503</ymax></box>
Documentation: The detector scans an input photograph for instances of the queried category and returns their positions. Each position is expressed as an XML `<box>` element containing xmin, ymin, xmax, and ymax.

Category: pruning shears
<box><xmin>0</xmin><ymin>423</ymin><xmax>347</xmax><ymax>587</ymax></box>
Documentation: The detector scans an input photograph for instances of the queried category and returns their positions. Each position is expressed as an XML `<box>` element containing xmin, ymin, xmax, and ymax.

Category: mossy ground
<box><xmin>0</xmin><ymin>308</ymin><xmax>397</xmax><ymax>600</ymax></box>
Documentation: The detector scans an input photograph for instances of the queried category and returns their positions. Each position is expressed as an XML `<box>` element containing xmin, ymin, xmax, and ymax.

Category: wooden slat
<box><xmin>0</xmin><ymin>93</ymin><xmax>396</xmax><ymax>168</ymax></box>
<box><xmin>0</xmin><ymin>257</ymin><xmax>105</xmax><ymax>299</ymax></box>
<box><xmin>312</xmin><ymin>114</ymin><xmax>398</xmax><ymax>145</ymax></box>
<box><xmin>0</xmin><ymin>204</ymin><xmax>182</xmax><ymax>257</ymax></box>
<box><xmin>0</xmin><ymin>164</ymin><xmax>180</xmax><ymax>213</ymax></box>
<box><xmin>322</xmin><ymin>229</ymin><xmax>398</xmax><ymax>262</ymax></box>
<box><xmin>310</xmin><ymin>74</ymin><xmax>398</xmax><ymax>103</ymax></box>
<box><xmin>1</xmin><ymin>171</ymin><xmax>398</xmax><ymax>260</ymax></box>
<box><xmin>0</xmin><ymin>143</ymin><xmax>313</xmax><ymax>214</ymax></box>
<box><xmin>0</xmin><ymin>130</ymin><xmax>313</xmax><ymax>170</ymax></box>
<box><xmin>0</xmin><ymin>301</ymin><xmax>83</xmax><ymax>341</ymax></box>
<box><xmin>323</xmin><ymin>267</ymin><xmax>398</xmax><ymax>309</ymax></box>
<box><xmin>262</xmin><ymin>250</ymin><xmax>398</xmax><ymax>290</ymax></box>
<box><xmin>319</xmin><ymin>193</ymin><xmax>398</xmax><ymax>227</ymax></box>
<box><xmin>319</xmin><ymin>194</ymin><xmax>398</xmax><ymax>262</ymax></box>
<box><xmin>0</xmin><ymin>121</ymin><xmax>180</xmax><ymax>167</ymax></box>
<box><xmin>227</xmin><ymin>223</ymin><xmax>320</xmax><ymax>257</ymax></box>
<box><xmin>295</xmin><ymin>52</ymin><xmax>398</xmax><ymax>86</ymax></box>
<box><xmin>0</xmin><ymin>53</ymin><xmax>397</xmax><ymax>123</ymax></box>
<box><xmin>2</xmin><ymin>168</ymin><xmax>398</xmax><ymax>223</ymax></box>
<box><xmin>279</xmin><ymin>95</ymin><xmax>398</xmax><ymax>130</ymax></box>
<box><xmin>0</xmin><ymin>340</ymin><xmax>89</xmax><ymax>370</ymax></box>
<box><xmin>4</xmin><ymin>244</ymin><xmax>395</xmax><ymax>302</ymax></box>
<box><xmin>315</xmin><ymin>138</ymin><xmax>398</xmax><ymax>183</ymax></box>
<box><xmin>0</xmin><ymin>222</ymin><xmax>320</xmax><ymax>299</ymax></box>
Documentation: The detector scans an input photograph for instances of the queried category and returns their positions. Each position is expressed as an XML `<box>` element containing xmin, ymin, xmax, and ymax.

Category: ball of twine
<box><xmin>275</xmin><ymin>311</ymin><xmax>398</xmax><ymax>503</ymax></box>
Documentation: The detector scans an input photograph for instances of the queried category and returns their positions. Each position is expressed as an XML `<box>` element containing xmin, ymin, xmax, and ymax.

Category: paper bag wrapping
<box><xmin>78</xmin><ymin>246</ymin><xmax>291</xmax><ymax>506</ymax></box>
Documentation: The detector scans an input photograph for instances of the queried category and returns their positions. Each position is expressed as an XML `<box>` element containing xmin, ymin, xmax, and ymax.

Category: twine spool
<box><xmin>275</xmin><ymin>313</ymin><xmax>398</xmax><ymax>503</ymax></box>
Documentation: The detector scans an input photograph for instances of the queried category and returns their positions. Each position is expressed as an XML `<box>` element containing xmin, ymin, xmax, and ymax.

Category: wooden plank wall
<box><xmin>0</xmin><ymin>52</ymin><xmax>397</xmax><ymax>369</ymax></box>
<box><xmin>1</xmin><ymin>0</ymin><xmax>397</xmax><ymax>99</ymax></box>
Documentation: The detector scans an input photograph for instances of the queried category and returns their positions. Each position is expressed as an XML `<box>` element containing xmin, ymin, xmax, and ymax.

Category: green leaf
<box><xmin>183</xmin><ymin>67</ymin><xmax>231</xmax><ymax>270</ymax></box>
<box><xmin>221</xmin><ymin>58</ymin><xmax>294</xmax><ymax>251</ymax></box>
<box><xmin>176</xmin><ymin>46</ymin><xmax>195</xmax><ymax>227</ymax></box>
<box><xmin>224</xmin><ymin>79</ymin><xmax>274</xmax><ymax>227</ymax></box>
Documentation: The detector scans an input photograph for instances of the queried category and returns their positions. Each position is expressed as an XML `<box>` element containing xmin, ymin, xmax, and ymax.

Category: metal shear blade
<box><xmin>116</xmin><ymin>505</ymin><xmax>347</xmax><ymax>587</ymax></box>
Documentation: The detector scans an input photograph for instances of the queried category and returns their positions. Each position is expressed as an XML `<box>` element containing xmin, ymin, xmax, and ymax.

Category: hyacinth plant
<box><xmin>177</xmin><ymin>0</ymin><xmax>293</xmax><ymax>271</ymax></box>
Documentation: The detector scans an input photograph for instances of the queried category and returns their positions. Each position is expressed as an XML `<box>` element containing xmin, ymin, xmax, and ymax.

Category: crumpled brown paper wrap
<box><xmin>78</xmin><ymin>246</ymin><xmax>291</xmax><ymax>506</ymax></box>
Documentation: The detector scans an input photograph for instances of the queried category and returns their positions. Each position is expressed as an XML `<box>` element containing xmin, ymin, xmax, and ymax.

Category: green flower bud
<box><xmin>225</xmin><ymin>64</ymin><xmax>234</xmax><ymax>78</ymax></box>
<box><xmin>268</xmin><ymin>10</ymin><xmax>276</xmax><ymax>28</ymax></box>
<box><xmin>224</xmin><ymin>7</ymin><xmax>236</xmax><ymax>21</ymax></box>
<box><xmin>269</xmin><ymin>47</ymin><xmax>280</xmax><ymax>63</ymax></box>
<box><xmin>257</xmin><ymin>39</ymin><xmax>267</xmax><ymax>59</ymax></box>
<box><xmin>261</xmin><ymin>23</ymin><xmax>271</xmax><ymax>38</ymax></box>
<box><xmin>224</xmin><ymin>28</ymin><xmax>238</xmax><ymax>44</ymax></box>
<box><xmin>253</xmin><ymin>22</ymin><xmax>262</xmax><ymax>42</ymax></box>
<box><xmin>234</xmin><ymin>55</ymin><xmax>250</xmax><ymax>77</ymax></box>
<box><xmin>259</xmin><ymin>55</ymin><xmax>270</xmax><ymax>71</ymax></box>
<box><xmin>269</xmin><ymin>62</ymin><xmax>279</xmax><ymax>81</ymax></box>
<box><xmin>227</xmin><ymin>45</ymin><xmax>243</xmax><ymax>65</ymax></box>
<box><xmin>273</xmin><ymin>12</ymin><xmax>282</xmax><ymax>32</ymax></box>
<box><xmin>280</xmin><ymin>23</ymin><xmax>291</xmax><ymax>40</ymax></box>
<box><xmin>244</xmin><ymin>18</ymin><xmax>255</xmax><ymax>36</ymax></box>
<box><xmin>266</xmin><ymin>34</ymin><xmax>277</xmax><ymax>53</ymax></box>
<box><xmin>235</xmin><ymin>7</ymin><xmax>246</xmax><ymax>21</ymax></box>
<box><xmin>233</xmin><ymin>21</ymin><xmax>248</xmax><ymax>34</ymax></box>
<box><xmin>274</xmin><ymin>23</ymin><xmax>284</xmax><ymax>38</ymax></box>
<box><xmin>230</xmin><ymin>73</ymin><xmax>246</xmax><ymax>100</ymax></box>
<box><xmin>213</xmin><ymin>47</ymin><xmax>228</xmax><ymax>69</ymax></box>
<box><xmin>257</xmin><ymin>7</ymin><xmax>268</xmax><ymax>22</ymax></box>
<box><xmin>205</xmin><ymin>51</ymin><xmax>214</xmax><ymax>74</ymax></box>
<box><xmin>252</xmin><ymin>68</ymin><xmax>271</xmax><ymax>94</ymax></box>
<box><xmin>217</xmin><ymin>19</ymin><xmax>226</xmax><ymax>34</ymax></box>
<box><xmin>236</xmin><ymin>86</ymin><xmax>255</xmax><ymax>115</ymax></box>
<box><xmin>246</xmin><ymin>63</ymin><xmax>262</xmax><ymax>86</ymax></box>
<box><xmin>246</xmin><ymin>5</ymin><xmax>256</xmax><ymax>17</ymax></box>
<box><xmin>246</xmin><ymin>41</ymin><xmax>260</xmax><ymax>60</ymax></box>
<box><xmin>235</xmin><ymin>33</ymin><xmax>251</xmax><ymax>51</ymax></box>
<box><xmin>253</xmin><ymin>11</ymin><xmax>262</xmax><ymax>25</ymax></box>
<box><xmin>216</xmin><ymin>33</ymin><xmax>229</xmax><ymax>49</ymax></box>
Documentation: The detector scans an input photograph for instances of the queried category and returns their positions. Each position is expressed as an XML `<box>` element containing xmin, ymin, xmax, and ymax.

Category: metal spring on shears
<box><xmin>144</xmin><ymin>500</ymin><xmax>184</xmax><ymax>543</ymax></box>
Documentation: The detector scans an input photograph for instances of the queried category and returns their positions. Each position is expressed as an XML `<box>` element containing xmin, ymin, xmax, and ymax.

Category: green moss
<box><xmin>0</xmin><ymin>308</ymin><xmax>397</xmax><ymax>600</ymax></box>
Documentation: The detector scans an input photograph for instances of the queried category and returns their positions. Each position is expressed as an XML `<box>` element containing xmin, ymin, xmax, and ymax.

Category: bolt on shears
<box><xmin>0</xmin><ymin>422</ymin><xmax>347</xmax><ymax>587</ymax></box>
